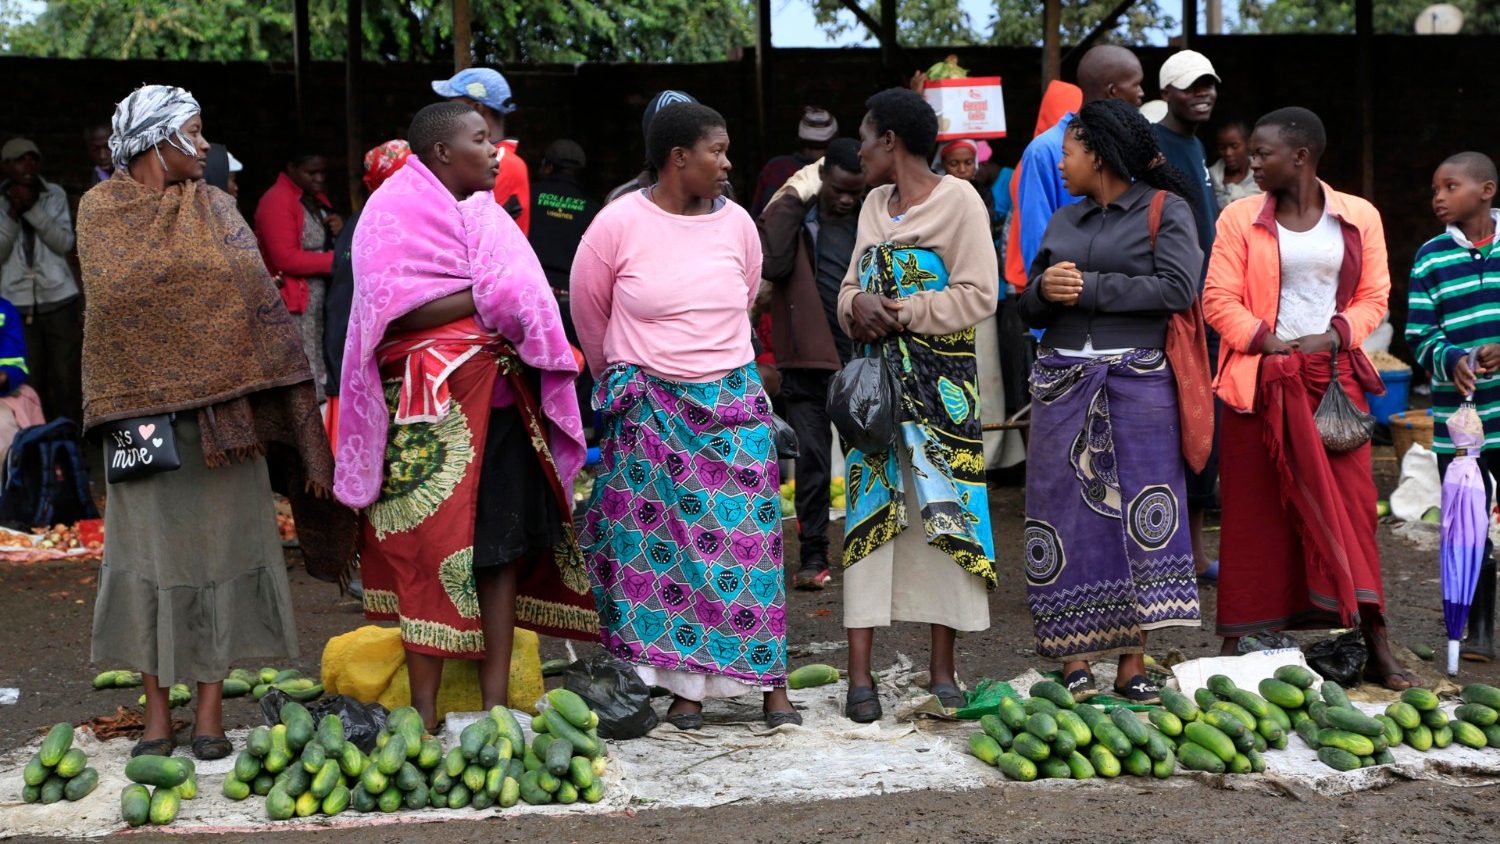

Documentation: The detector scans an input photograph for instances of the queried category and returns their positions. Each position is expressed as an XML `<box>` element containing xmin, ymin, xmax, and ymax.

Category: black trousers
<box><xmin>21</xmin><ymin>298</ymin><xmax>83</xmax><ymax>424</ymax></box>
<box><xmin>781</xmin><ymin>368</ymin><xmax>837</xmax><ymax>564</ymax></box>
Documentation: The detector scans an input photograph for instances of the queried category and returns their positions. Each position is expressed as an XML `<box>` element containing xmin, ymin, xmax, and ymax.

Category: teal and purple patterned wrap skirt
<box><xmin>580</xmin><ymin>362</ymin><xmax>788</xmax><ymax>687</ymax></box>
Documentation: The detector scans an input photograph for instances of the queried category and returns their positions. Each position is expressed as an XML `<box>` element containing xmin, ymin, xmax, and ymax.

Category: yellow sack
<box><xmin>321</xmin><ymin>624</ymin><xmax>544</xmax><ymax>716</ymax></box>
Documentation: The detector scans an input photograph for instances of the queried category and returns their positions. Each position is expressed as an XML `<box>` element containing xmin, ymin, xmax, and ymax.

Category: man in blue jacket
<box><xmin>1015</xmin><ymin>46</ymin><xmax>1145</xmax><ymax>277</ymax></box>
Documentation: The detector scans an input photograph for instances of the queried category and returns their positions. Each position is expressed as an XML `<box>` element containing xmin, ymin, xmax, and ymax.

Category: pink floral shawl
<box><xmin>335</xmin><ymin>156</ymin><xmax>584</xmax><ymax>508</ymax></box>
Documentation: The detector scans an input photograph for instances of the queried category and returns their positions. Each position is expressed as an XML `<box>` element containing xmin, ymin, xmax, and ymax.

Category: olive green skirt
<box><xmin>91</xmin><ymin>417</ymin><xmax>298</xmax><ymax>685</ymax></box>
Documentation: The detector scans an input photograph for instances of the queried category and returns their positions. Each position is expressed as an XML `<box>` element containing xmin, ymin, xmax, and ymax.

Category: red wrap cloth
<box><xmin>1216</xmin><ymin>350</ymin><xmax>1386</xmax><ymax>637</ymax></box>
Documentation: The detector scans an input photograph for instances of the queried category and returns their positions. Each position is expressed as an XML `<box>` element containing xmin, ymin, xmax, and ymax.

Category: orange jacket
<box><xmin>1202</xmin><ymin>182</ymin><xmax>1390</xmax><ymax>414</ymax></box>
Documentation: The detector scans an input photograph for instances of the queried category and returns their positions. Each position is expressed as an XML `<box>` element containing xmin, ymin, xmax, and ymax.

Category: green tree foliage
<box><xmin>1236</xmin><ymin>0</ymin><xmax>1500</xmax><ymax>33</ymax></box>
<box><xmin>0</xmin><ymin>0</ymin><xmax>757</xmax><ymax>64</ymax></box>
<box><xmin>810</xmin><ymin>0</ymin><xmax>1175</xmax><ymax>47</ymax></box>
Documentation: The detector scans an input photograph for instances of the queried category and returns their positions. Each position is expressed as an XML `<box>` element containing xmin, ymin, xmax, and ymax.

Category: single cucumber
<box><xmin>489</xmin><ymin>705</ymin><xmax>526</xmax><ymax>754</ymax></box>
<box><xmin>464</xmin><ymin>763</ymin><xmax>487</xmax><ymax>793</ymax></box>
<box><xmin>1246</xmin><ymin>748</ymin><xmax>1267</xmax><ymax>774</ymax></box>
<box><xmin>997</xmin><ymin>696</ymin><xmax>1028</xmax><ymax>731</ymax></box>
<box><xmin>1089</xmin><ymin>744</ymin><xmax>1122</xmax><ymax>778</ymax></box>
<box><xmin>1324</xmin><ymin>706</ymin><xmax>1385</xmax><ymax>737</ymax></box>
<box><xmin>540</xmin><ymin>658</ymin><xmax>571</xmax><ymax>677</ymax></box>
<box><xmin>1226</xmin><ymin>689</ymin><xmax>1271</xmax><ymax>719</ymax></box>
<box><xmin>500</xmin><ymin>776</ymin><xmax>522</xmax><ymax>808</ymax></box>
<box><xmin>149</xmin><ymin>786</ymin><xmax>180</xmax><ymax>825</ymax></box>
<box><xmin>339</xmin><ymin>743</ymin><xmax>366</xmax><ymax>779</ymax></box>
<box><xmin>222</xmin><ymin>776</ymin><xmax>251</xmax><ymax>801</ymax></box>
<box><xmin>64</xmin><ymin>768</ymin><xmax>100</xmax><ymax>801</ymax></box>
<box><xmin>1461</xmin><ymin>682</ymin><xmax>1500</xmax><ymax>710</ymax></box>
<box><xmin>996</xmin><ymin>751</ymin><xmax>1037</xmax><ymax>782</ymax></box>
<box><xmin>1184</xmin><ymin>722</ymin><xmax>1236</xmax><ymax>763</ymax></box>
<box><xmin>1194</xmin><ymin>687</ymin><xmax>1220</xmax><ymax>712</ymax></box>
<box><xmin>1373</xmin><ymin>748</ymin><xmax>1396</xmax><ymax>766</ymax></box>
<box><xmin>1024</xmin><ymin>696</ymin><xmax>1060</xmax><ymax>718</ymax></box>
<box><xmin>1263</xmin><ymin>701</ymin><xmax>1292</xmax><ymax>733</ymax></box>
<box><xmin>1423</xmin><ymin>707</ymin><xmax>1451</xmax><ymax>730</ymax></box>
<box><xmin>519</xmin><ymin>770</ymin><xmax>552</xmax><ymax>804</ymax></box>
<box><xmin>283</xmin><ymin>764</ymin><xmax>312</xmax><ymax>798</ymax></box>
<box><xmin>1025</xmin><ymin>712</ymin><xmax>1058</xmax><ymax>743</ymax></box>
<box><xmin>445</xmin><ymin>746</ymin><xmax>467</xmax><ymax>778</ymax></box>
<box><xmin>402</xmin><ymin>782</ymin><xmax>429</xmax><ymax>811</ymax></box>
<box><xmin>979</xmin><ymin>714</ymin><xmax>1014</xmax><ymax>747</ymax></box>
<box><xmin>1038</xmin><ymin>757</ymin><xmax>1073</xmax><ymax>779</ymax></box>
<box><xmin>350</xmin><ymin>784</ymin><xmax>376</xmax><ymax>813</ymax></box>
<box><xmin>471</xmin><ymin>787</ymin><xmax>497</xmax><ymax>810</ymax></box>
<box><xmin>55</xmin><ymin>747</ymin><xmax>87</xmax><ymax>779</ymax></box>
<box><xmin>459</xmin><ymin>720</ymin><xmax>493</xmax><ymax>761</ymax></box>
<box><xmin>1405</xmin><ymin>724</ymin><xmax>1434</xmax><ymax>752</ymax></box>
<box><xmin>1093</xmin><ymin>722</ymin><xmax>1133</xmax><ymax>759</ymax></box>
<box><xmin>358</xmin><ymin>764</ymin><xmax>387</xmax><ymax>795</ymax></box>
<box><xmin>125</xmin><ymin>755</ymin><xmax>191</xmax><ymax>788</ymax></box>
<box><xmin>1178</xmin><ymin>742</ymin><xmax>1226</xmax><ymax>774</ymax></box>
<box><xmin>1401</xmin><ymin>687</ymin><xmax>1440</xmax><ymax>712</ymax></box>
<box><xmin>1066</xmin><ymin>750</ymin><xmax>1096</xmax><ymax>780</ymax></box>
<box><xmin>1050</xmin><ymin>728</ymin><xmax>1077</xmax><ymax>759</ymax></box>
<box><xmin>265</xmin><ymin>785</ymin><xmax>295</xmax><ymax>821</ymax></box>
<box><xmin>1073</xmin><ymin>702</ymin><xmax>1108</xmax><ymax>731</ymax></box>
<box><xmin>546</xmin><ymin>738</ymin><xmax>573</xmax><ymax>777</ymax></box>
<box><xmin>1433</xmin><ymin>724</ymin><xmax>1454</xmax><ymax>749</ymax></box>
<box><xmin>546</xmin><ymin>687</ymin><xmax>595</xmax><ymax>728</ymax></box>
<box><xmin>23</xmin><ymin>755</ymin><xmax>49</xmax><ymax>787</ymax></box>
<box><xmin>1054</xmin><ymin>709</ymin><xmax>1092</xmax><ymax>746</ymax></box>
<box><xmin>1320</xmin><ymin>681</ymin><xmax>1351</xmax><ymax>710</ymax></box>
<box><xmin>1257</xmin><ymin>678</ymin><xmax>1305</xmax><ymax>711</ymax></box>
<box><xmin>1228</xmin><ymin>753</ymin><xmax>1253</xmax><ymax>775</ymax></box>
<box><xmin>1296</xmin><ymin>715</ymin><xmax>1323</xmax><ymax>750</ymax></box>
<box><xmin>1159</xmin><ymin>686</ymin><xmax>1200</xmax><ymax>723</ymax></box>
<box><xmin>1376</xmin><ymin>715</ymin><xmax>1403</xmax><ymax>747</ymax></box>
<box><xmin>1029</xmin><ymin>680</ymin><xmax>1076</xmax><ymax>710</ymax></box>
<box><xmin>38</xmin><ymin>723</ymin><xmax>73</xmax><ymax>767</ymax></box>
<box><xmin>418</xmin><ymin>738</ymin><xmax>443</xmax><ymax>770</ymax></box>
<box><xmin>969</xmin><ymin>733</ymin><xmax>1002</xmax><ymax>766</ymax></box>
<box><xmin>1149</xmin><ymin>708</ymin><xmax>1184</xmax><ymax>737</ymax></box>
<box><xmin>318</xmin><ymin>714</ymin><xmax>345</xmax><ymax>755</ymax></box>
<box><xmin>786</xmin><ymin>663</ymin><xmax>840</xmax><ymax>689</ymax></box>
<box><xmin>173</xmin><ymin>775</ymin><xmax>198</xmax><ymax>801</ymax></box>
<box><xmin>1011</xmin><ymin>732</ymin><xmax>1051</xmax><ymax>762</ymax></box>
<box><xmin>323</xmin><ymin>783</ymin><xmax>351</xmax><ymax>816</ymax></box>
<box><xmin>1209</xmin><ymin>701</ymin><xmax>1257</xmax><ymax>731</ymax></box>
<box><xmin>1386</xmin><ymin>701</ymin><xmax>1422</xmax><ymax>731</ymax></box>
<box><xmin>222</xmin><ymin>678</ymin><xmax>252</xmax><ymax>698</ymax></box>
<box><xmin>1274</xmin><ymin>664</ymin><xmax>1316</xmax><ymax>689</ymax></box>
<box><xmin>311</xmin><ymin>759</ymin><xmax>341</xmax><ymax>800</ymax></box>
<box><xmin>1143</xmin><ymin>728</ymin><xmax>1173</xmax><ymax>763</ymax></box>
<box><xmin>397</xmin><ymin>761</ymin><xmax>424</xmax><ymax>793</ymax></box>
<box><xmin>378</xmin><ymin>785</ymin><xmax>404</xmax><ymax>812</ymax></box>
<box><xmin>1317</xmin><ymin>729</ymin><xmax>1375</xmax><ymax>757</ymax></box>
<box><xmin>1207</xmin><ymin>674</ymin><xmax>1238</xmax><ymax>697</ymax></box>
<box><xmin>1455</xmin><ymin>703</ymin><xmax>1499</xmax><ymax>728</ymax></box>
<box><xmin>1200</xmin><ymin>710</ymin><xmax>1248</xmax><ymax>742</ymax></box>
<box><xmin>1110</xmin><ymin>708</ymin><xmax>1150</xmax><ymax>747</ymax></box>
<box><xmin>252</xmin><ymin>774</ymin><xmax>275</xmax><ymax>797</ymax></box>
<box><xmin>299</xmin><ymin>740</ymin><xmax>325</xmax><ymax>775</ymax></box>
<box><xmin>247</xmin><ymin>726</ymin><xmax>272</xmax><ymax>759</ymax></box>
<box><xmin>1317</xmin><ymin>746</ymin><xmax>1361</xmax><ymax>772</ymax></box>
<box><xmin>430</xmin><ymin>770</ymin><xmax>453</xmax><ymax>795</ymax></box>
<box><xmin>121</xmin><ymin>783</ymin><xmax>152</xmax><ymax>827</ymax></box>
<box><xmin>1450</xmin><ymin>719</ymin><xmax>1489</xmax><ymax>749</ymax></box>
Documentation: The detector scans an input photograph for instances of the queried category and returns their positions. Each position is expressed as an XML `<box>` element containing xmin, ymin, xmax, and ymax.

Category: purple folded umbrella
<box><xmin>1441</xmin><ymin>399</ymin><xmax>1487</xmax><ymax>676</ymax></box>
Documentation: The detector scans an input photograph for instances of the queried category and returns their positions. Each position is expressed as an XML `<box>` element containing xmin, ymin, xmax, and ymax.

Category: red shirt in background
<box><xmin>493</xmin><ymin>139</ymin><xmax>531</xmax><ymax>236</ymax></box>
<box><xmin>254</xmin><ymin>172</ymin><xmax>334</xmax><ymax>314</ymax></box>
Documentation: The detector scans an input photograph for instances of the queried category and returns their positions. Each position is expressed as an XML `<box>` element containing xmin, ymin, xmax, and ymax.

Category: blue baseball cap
<box><xmin>431</xmin><ymin>68</ymin><xmax>517</xmax><ymax>115</ymax></box>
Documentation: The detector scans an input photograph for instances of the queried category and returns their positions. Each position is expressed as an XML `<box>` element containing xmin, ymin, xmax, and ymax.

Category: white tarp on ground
<box><xmin>5</xmin><ymin>655</ymin><xmax>1500</xmax><ymax>837</ymax></box>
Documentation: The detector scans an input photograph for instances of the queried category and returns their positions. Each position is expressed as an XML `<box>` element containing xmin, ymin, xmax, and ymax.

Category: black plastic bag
<box><xmin>769</xmin><ymin>412</ymin><xmax>799</xmax><ymax>459</ymax></box>
<box><xmin>1235</xmin><ymin>631</ymin><xmax>1300</xmax><ymax>655</ymax></box>
<box><xmin>826</xmin><ymin>348</ymin><xmax>899</xmax><ymax>454</ymax></box>
<box><xmin>1305</xmin><ymin>631</ymin><xmax>1367</xmax><ymax>687</ymax></box>
<box><xmin>259</xmin><ymin>691</ymin><xmax>389</xmax><ymax>753</ymax></box>
<box><xmin>562</xmin><ymin>653</ymin><xmax>658</xmax><ymax>740</ymax></box>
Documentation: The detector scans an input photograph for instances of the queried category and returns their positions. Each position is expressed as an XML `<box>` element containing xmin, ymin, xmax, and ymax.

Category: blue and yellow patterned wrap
<box><xmin>841</xmin><ymin>242</ymin><xmax>996</xmax><ymax>586</ymax></box>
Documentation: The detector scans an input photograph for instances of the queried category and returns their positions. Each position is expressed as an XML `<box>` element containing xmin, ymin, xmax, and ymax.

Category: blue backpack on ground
<box><xmin>0</xmin><ymin>418</ymin><xmax>99</xmax><ymax>531</ymax></box>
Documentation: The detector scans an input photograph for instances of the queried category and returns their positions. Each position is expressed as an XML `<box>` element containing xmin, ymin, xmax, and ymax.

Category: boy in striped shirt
<box><xmin>1406</xmin><ymin>150</ymin><xmax>1499</xmax><ymax>661</ymax></box>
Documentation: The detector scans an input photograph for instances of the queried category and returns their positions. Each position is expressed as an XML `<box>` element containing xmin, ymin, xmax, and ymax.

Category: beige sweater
<box><xmin>837</xmin><ymin>175</ymin><xmax>998</xmax><ymax>337</ymax></box>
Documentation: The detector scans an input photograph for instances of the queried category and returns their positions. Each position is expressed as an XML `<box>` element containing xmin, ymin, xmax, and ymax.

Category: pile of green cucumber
<box><xmin>20</xmin><ymin>723</ymin><xmax>100</xmax><ymax>805</ymax></box>
<box><xmin>120</xmin><ymin>754</ymin><xmax>198</xmax><ymax>826</ymax></box>
<box><xmin>224</xmin><ymin>690</ymin><xmax>608</xmax><ymax>821</ymax></box>
<box><xmin>969</xmin><ymin>680</ymin><xmax>1178</xmax><ymax>782</ymax></box>
<box><xmin>1262</xmin><ymin>668</ymin><xmax>1500</xmax><ymax>770</ymax></box>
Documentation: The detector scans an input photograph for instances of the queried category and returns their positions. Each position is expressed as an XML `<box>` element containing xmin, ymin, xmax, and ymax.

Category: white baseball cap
<box><xmin>1159</xmin><ymin>50</ymin><xmax>1220</xmax><ymax>91</ymax></box>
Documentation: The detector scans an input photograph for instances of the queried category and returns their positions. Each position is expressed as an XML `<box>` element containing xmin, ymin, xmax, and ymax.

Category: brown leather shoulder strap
<box><xmin>1148</xmin><ymin>190</ymin><xmax>1167</xmax><ymax>250</ymax></box>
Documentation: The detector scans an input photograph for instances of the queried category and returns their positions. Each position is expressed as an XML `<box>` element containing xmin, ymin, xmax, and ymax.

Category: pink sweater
<box><xmin>570</xmin><ymin>191</ymin><xmax>763</xmax><ymax>383</ymax></box>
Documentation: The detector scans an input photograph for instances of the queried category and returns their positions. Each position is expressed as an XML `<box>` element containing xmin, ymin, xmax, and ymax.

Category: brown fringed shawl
<box><xmin>77</xmin><ymin>173</ymin><xmax>356</xmax><ymax>583</ymax></box>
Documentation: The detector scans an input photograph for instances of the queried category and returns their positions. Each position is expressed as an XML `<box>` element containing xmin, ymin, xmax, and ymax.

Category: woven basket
<box><xmin>1388</xmin><ymin>409</ymin><xmax>1434</xmax><ymax>463</ymax></box>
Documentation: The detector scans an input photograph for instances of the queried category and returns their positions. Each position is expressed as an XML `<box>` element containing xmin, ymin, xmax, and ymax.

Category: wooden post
<box><xmin>1042</xmin><ymin>0</ymin><xmax>1061</xmax><ymax>88</ymax></box>
<box><xmin>1206</xmin><ymin>0</ymin><xmax>1223</xmax><ymax>34</ymax></box>
<box><xmin>1356</xmin><ymin>0</ymin><xmax>1374</xmax><ymax>197</ymax></box>
<box><xmin>879</xmin><ymin>0</ymin><xmax>897</xmax><ymax>75</ymax></box>
<box><xmin>1182</xmin><ymin>0</ymin><xmax>1197</xmax><ymax>46</ymax></box>
<box><xmin>453</xmin><ymin>0</ymin><xmax>471</xmax><ymax>71</ymax></box>
<box><xmin>756</xmin><ymin>0</ymin><xmax>772</xmax><ymax>178</ymax></box>
<box><xmin>346</xmin><ymin>0</ymin><xmax>364</xmax><ymax>211</ymax></box>
<box><xmin>293</xmin><ymin>0</ymin><xmax>311</xmax><ymax>136</ymax></box>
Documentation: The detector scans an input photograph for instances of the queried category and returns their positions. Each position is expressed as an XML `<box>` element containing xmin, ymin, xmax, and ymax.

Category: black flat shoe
<box><xmin>764</xmin><ymin>708</ymin><xmax>803</xmax><ymax>728</ymax></box>
<box><xmin>929</xmin><ymin>683</ymin><xmax>965</xmax><ymax>709</ymax></box>
<box><xmin>1113</xmin><ymin>674</ymin><xmax>1162</xmax><ymax>704</ymax></box>
<box><xmin>1064</xmin><ymin>669</ymin><xmax>1098</xmax><ymax>702</ymax></box>
<box><xmin>845</xmin><ymin>685</ymin><xmax>882</xmax><ymax>723</ymax></box>
<box><xmin>191</xmin><ymin>734</ymin><xmax>233</xmax><ymax>760</ymax></box>
<box><xmin>665</xmin><ymin>711</ymin><xmax>704</xmax><ymax>731</ymax></box>
<box><xmin>131</xmin><ymin>737</ymin><xmax>175</xmax><ymax>758</ymax></box>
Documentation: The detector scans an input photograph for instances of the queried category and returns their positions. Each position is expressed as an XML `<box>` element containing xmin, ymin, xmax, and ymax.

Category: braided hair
<box><xmin>1070</xmin><ymin>99</ymin><xmax>1202</xmax><ymax>215</ymax></box>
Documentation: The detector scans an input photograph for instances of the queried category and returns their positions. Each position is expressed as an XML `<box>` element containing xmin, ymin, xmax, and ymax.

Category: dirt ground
<box><xmin>3</xmin><ymin>442</ymin><xmax>1499</xmax><ymax>841</ymax></box>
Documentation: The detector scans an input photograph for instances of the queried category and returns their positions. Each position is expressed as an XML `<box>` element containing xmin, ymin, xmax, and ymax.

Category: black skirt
<box><xmin>472</xmin><ymin>405</ymin><xmax>567</xmax><ymax>569</ymax></box>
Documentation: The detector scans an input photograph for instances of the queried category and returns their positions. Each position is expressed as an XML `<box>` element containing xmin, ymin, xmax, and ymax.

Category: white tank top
<box><xmin>1275</xmin><ymin>211</ymin><xmax>1344</xmax><ymax>342</ymax></box>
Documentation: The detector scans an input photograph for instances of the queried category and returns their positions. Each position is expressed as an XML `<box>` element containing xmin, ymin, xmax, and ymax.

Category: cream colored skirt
<box><xmin>843</xmin><ymin>454</ymin><xmax>990</xmax><ymax>631</ymax></box>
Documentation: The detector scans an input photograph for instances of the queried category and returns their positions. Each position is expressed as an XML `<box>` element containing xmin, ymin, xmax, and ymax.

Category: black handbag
<box><xmin>100</xmin><ymin>414</ymin><xmax>182</xmax><ymax>483</ymax></box>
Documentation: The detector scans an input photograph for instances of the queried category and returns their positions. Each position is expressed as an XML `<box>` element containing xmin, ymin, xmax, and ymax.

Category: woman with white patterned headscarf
<box><xmin>78</xmin><ymin>85</ymin><xmax>344</xmax><ymax>760</ymax></box>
